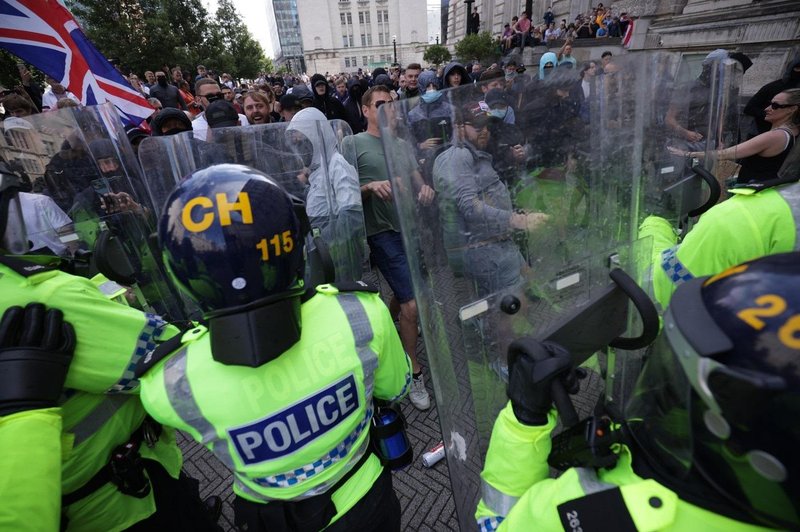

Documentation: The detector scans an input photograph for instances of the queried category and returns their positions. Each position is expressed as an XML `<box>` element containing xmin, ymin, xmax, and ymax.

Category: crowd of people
<box><xmin>500</xmin><ymin>4</ymin><xmax>632</xmax><ymax>55</ymax></box>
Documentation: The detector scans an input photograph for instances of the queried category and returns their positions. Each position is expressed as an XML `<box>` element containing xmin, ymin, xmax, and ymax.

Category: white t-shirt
<box><xmin>191</xmin><ymin>111</ymin><xmax>249</xmax><ymax>141</ymax></box>
<box><xmin>42</xmin><ymin>88</ymin><xmax>80</xmax><ymax>111</ymax></box>
<box><xmin>19</xmin><ymin>192</ymin><xmax>73</xmax><ymax>255</ymax></box>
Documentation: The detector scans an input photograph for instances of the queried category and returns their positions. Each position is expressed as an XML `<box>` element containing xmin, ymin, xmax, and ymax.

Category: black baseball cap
<box><xmin>205</xmin><ymin>100</ymin><xmax>239</xmax><ymax>129</ymax></box>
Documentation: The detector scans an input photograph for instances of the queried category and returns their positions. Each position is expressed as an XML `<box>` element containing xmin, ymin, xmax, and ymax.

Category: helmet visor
<box><xmin>625</xmin><ymin>314</ymin><xmax>694</xmax><ymax>478</ymax></box>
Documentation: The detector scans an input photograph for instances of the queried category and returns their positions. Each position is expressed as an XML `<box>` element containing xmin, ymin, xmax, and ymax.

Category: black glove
<box><xmin>507</xmin><ymin>337</ymin><xmax>572</xmax><ymax>426</ymax></box>
<box><xmin>0</xmin><ymin>303</ymin><xmax>76</xmax><ymax>416</ymax></box>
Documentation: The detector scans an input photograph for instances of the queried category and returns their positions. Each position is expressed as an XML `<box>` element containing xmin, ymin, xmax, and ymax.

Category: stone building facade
<box><xmin>297</xmin><ymin>0</ymin><xmax>429</xmax><ymax>75</ymax></box>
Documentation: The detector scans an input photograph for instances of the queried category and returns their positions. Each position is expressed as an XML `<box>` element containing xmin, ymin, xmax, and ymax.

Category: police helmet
<box><xmin>626</xmin><ymin>252</ymin><xmax>800</xmax><ymax>528</ymax></box>
<box><xmin>159</xmin><ymin>164</ymin><xmax>306</xmax><ymax>314</ymax></box>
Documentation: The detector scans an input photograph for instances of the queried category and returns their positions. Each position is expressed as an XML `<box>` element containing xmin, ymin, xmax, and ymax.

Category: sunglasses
<box><xmin>374</xmin><ymin>100</ymin><xmax>389</xmax><ymax>109</ymax></box>
<box><xmin>769</xmin><ymin>101</ymin><xmax>797</xmax><ymax>110</ymax></box>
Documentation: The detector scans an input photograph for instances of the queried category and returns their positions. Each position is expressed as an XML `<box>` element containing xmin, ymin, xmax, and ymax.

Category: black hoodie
<box><xmin>309</xmin><ymin>74</ymin><xmax>350</xmax><ymax>125</ymax></box>
<box><xmin>744</xmin><ymin>57</ymin><xmax>800</xmax><ymax>134</ymax></box>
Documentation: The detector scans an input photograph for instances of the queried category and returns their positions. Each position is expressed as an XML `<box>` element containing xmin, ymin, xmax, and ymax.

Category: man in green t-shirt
<box><xmin>345</xmin><ymin>86</ymin><xmax>435</xmax><ymax>410</ymax></box>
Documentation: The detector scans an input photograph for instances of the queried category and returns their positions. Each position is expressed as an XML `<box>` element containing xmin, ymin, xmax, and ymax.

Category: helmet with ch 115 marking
<box><xmin>625</xmin><ymin>252</ymin><xmax>800</xmax><ymax>528</ymax></box>
<box><xmin>159</xmin><ymin>163</ymin><xmax>307</xmax><ymax>315</ymax></box>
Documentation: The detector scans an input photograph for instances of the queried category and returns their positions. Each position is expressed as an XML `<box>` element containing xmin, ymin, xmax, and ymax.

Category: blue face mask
<box><xmin>421</xmin><ymin>90</ymin><xmax>442</xmax><ymax>103</ymax></box>
<box><xmin>505</xmin><ymin>71</ymin><xmax>517</xmax><ymax>81</ymax></box>
<box><xmin>489</xmin><ymin>108</ymin><xmax>508</xmax><ymax>119</ymax></box>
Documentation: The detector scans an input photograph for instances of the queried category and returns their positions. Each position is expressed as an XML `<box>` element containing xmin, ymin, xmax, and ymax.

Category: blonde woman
<box><xmin>670</xmin><ymin>88</ymin><xmax>800</xmax><ymax>185</ymax></box>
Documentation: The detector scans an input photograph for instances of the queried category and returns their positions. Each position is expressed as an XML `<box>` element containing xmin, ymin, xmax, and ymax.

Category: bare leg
<box><xmin>397</xmin><ymin>298</ymin><xmax>421</xmax><ymax>374</ymax></box>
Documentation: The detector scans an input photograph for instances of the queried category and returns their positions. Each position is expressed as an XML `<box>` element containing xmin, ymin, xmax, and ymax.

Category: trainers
<box><xmin>409</xmin><ymin>373</ymin><xmax>431</xmax><ymax>410</ymax></box>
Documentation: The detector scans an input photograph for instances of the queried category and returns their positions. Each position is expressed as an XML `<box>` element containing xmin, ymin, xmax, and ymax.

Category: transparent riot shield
<box><xmin>663</xmin><ymin>54</ymin><xmax>743</xmax><ymax>206</ymax></box>
<box><xmin>379</xmin><ymin>56</ymin><xmax>674</xmax><ymax>528</ymax></box>
<box><xmin>138</xmin><ymin>118</ymin><xmax>368</xmax><ymax>283</ymax></box>
<box><xmin>0</xmin><ymin>103</ymin><xmax>191</xmax><ymax>321</ymax></box>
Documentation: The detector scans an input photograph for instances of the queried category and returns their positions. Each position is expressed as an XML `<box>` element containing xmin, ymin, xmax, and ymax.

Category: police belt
<box><xmin>234</xmin><ymin>447</ymin><xmax>375</xmax><ymax>532</ymax></box>
<box><xmin>61</xmin><ymin>417</ymin><xmax>162</xmax><ymax>507</ymax></box>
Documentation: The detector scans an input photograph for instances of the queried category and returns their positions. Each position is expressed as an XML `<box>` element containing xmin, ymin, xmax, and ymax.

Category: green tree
<box><xmin>208</xmin><ymin>0</ymin><xmax>267</xmax><ymax>79</ymax></box>
<box><xmin>423</xmin><ymin>44</ymin><xmax>452</xmax><ymax>67</ymax></box>
<box><xmin>66</xmin><ymin>0</ymin><xmax>268</xmax><ymax>79</ymax></box>
<box><xmin>454</xmin><ymin>31</ymin><xmax>499</xmax><ymax>64</ymax></box>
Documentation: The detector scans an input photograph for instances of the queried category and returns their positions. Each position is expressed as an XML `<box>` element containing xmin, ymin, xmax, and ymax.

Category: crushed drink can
<box><xmin>421</xmin><ymin>440</ymin><xmax>445</xmax><ymax>468</ymax></box>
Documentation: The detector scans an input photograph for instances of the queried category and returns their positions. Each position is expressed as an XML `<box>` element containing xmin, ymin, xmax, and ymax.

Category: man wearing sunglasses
<box><xmin>192</xmin><ymin>78</ymin><xmax>248</xmax><ymax>141</ymax></box>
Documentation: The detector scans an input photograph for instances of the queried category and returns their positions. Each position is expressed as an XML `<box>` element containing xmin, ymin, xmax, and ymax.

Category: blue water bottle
<box><xmin>371</xmin><ymin>405</ymin><xmax>413</xmax><ymax>470</ymax></box>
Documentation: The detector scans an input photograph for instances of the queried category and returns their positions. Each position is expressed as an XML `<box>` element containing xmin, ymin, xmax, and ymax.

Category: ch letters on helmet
<box><xmin>181</xmin><ymin>192</ymin><xmax>254</xmax><ymax>232</ymax></box>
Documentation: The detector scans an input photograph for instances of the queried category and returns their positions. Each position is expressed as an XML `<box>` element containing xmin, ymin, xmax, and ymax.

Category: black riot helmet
<box><xmin>626</xmin><ymin>252</ymin><xmax>800</xmax><ymax>528</ymax></box>
<box><xmin>159</xmin><ymin>164</ymin><xmax>309</xmax><ymax>366</ymax></box>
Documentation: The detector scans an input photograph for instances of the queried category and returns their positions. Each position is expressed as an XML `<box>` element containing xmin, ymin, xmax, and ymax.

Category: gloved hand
<box><xmin>0</xmin><ymin>303</ymin><xmax>76</xmax><ymax>416</ymax></box>
<box><xmin>507</xmin><ymin>337</ymin><xmax>572</xmax><ymax>426</ymax></box>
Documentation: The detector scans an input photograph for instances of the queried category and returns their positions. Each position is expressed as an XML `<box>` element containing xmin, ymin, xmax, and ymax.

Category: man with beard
<box><xmin>243</xmin><ymin>91</ymin><xmax>272</xmax><ymax>125</ymax></box>
<box><xmin>432</xmin><ymin>103</ymin><xmax>548</xmax><ymax>296</ymax></box>
<box><xmin>149</xmin><ymin>71</ymin><xmax>187</xmax><ymax>111</ymax></box>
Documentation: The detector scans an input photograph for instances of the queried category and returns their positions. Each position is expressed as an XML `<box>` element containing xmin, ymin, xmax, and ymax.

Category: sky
<box><xmin>204</xmin><ymin>0</ymin><xmax>274</xmax><ymax>57</ymax></box>
<box><xmin>207</xmin><ymin>0</ymin><xmax>442</xmax><ymax>60</ymax></box>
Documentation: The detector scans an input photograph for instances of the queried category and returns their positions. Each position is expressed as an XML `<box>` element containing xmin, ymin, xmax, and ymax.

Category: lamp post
<box><xmin>392</xmin><ymin>35</ymin><xmax>397</xmax><ymax>65</ymax></box>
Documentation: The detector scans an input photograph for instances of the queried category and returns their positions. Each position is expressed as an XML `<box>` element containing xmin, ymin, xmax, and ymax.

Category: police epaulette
<box><xmin>0</xmin><ymin>255</ymin><xmax>60</xmax><ymax>277</ymax></box>
<box><xmin>328</xmin><ymin>280</ymin><xmax>380</xmax><ymax>293</ymax></box>
<box><xmin>134</xmin><ymin>328</ymin><xmax>194</xmax><ymax>378</ymax></box>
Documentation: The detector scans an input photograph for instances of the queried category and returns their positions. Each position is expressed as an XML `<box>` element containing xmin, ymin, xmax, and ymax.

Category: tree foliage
<box><xmin>423</xmin><ymin>44</ymin><xmax>452</xmax><ymax>67</ymax></box>
<box><xmin>454</xmin><ymin>32</ymin><xmax>499</xmax><ymax>64</ymax></box>
<box><xmin>64</xmin><ymin>0</ymin><xmax>268</xmax><ymax>79</ymax></box>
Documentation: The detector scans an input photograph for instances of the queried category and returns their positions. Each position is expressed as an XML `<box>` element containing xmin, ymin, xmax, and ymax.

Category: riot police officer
<box><xmin>0</xmin><ymin>304</ymin><xmax>75</xmax><ymax>531</ymax></box>
<box><xmin>476</xmin><ymin>252</ymin><xmax>800</xmax><ymax>530</ymax></box>
<box><xmin>0</xmin><ymin>113</ymin><xmax>218</xmax><ymax>530</ymax></box>
<box><xmin>138</xmin><ymin>164</ymin><xmax>412</xmax><ymax>531</ymax></box>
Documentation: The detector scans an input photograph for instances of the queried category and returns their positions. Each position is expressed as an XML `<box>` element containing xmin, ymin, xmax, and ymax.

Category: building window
<box><xmin>363</xmin><ymin>55</ymin><xmax>368</xmax><ymax>65</ymax></box>
<box><xmin>377</xmin><ymin>9</ymin><xmax>389</xmax><ymax>46</ymax></box>
<box><xmin>341</xmin><ymin>11</ymin><xmax>354</xmax><ymax>48</ymax></box>
<box><xmin>345</xmin><ymin>57</ymin><xmax>351</xmax><ymax>67</ymax></box>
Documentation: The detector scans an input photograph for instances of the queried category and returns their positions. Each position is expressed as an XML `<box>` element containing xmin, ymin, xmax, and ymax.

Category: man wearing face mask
<box><xmin>408</xmin><ymin>70</ymin><xmax>454</xmax><ymax>162</ymax></box>
<box><xmin>148</xmin><ymin>71</ymin><xmax>187</xmax><ymax>111</ymax></box>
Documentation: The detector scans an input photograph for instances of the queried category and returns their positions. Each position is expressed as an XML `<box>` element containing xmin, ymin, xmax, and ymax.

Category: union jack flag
<box><xmin>0</xmin><ymin>0</ymin><xmax>153</xmax><ymax>126</ymax></box>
